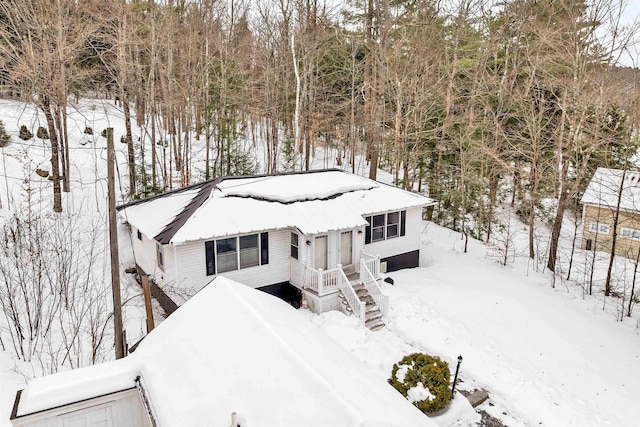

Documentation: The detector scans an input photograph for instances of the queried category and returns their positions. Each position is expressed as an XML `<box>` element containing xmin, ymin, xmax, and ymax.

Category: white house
<box><xmin>117</xmin><ymin>169</ymin><xmax>435</xmax><ymax>326</ymax></box>
<box><xmin>10</xmin><ymin>277</ymin><xmax>437</xmax><ymax>427</ymax></box>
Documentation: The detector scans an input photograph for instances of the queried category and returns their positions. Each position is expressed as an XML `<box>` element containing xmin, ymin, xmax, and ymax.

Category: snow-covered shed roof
<box><xmin>581</xmin><ymin>168</ymin><xmax>640</xmax><ymax>212</ymax></box>
<box><xmin>12</xmin><ymin>277</ymin><xmax>435</xmax><ymax>427</ymax></box>
<box><xmin>117</xmin><ymin>169</ymin><xmax>435</xmax><ymax>244</ymax></box>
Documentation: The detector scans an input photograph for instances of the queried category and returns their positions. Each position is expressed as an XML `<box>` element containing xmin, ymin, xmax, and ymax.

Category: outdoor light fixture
<box><xmin>450</xmin><ymin>355</ymin><xmax>463</xmax><ymax>400</ymax></box>
<box><xmin>306</xmin><ymin>240</ymin><xmax>311</xmax><ymax>246</ymax></box>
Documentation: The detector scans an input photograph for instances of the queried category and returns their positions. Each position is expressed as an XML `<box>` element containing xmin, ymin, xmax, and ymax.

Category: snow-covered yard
<box><xmin>307</xmin><ymin>222</ymin><xmax>640</xmax><ymax>426</ymax></box>
<box><xmin>1</xmin><ymin>98</ymin><xmax>640</xmax><ymax>426</ymax></box>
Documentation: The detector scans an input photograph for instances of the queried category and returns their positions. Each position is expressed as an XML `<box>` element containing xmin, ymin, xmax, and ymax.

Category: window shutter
<box><xmin>400</xmin><ymin>210</ymin><xmax>406</xmax><ymax>236</ymax></box>
<box><xmin>365</xmin><ymin>216</ymin><xmax>372</xmax><ymax>244</ymax></box>
<box><xmin>205</xmin><ymin>241</ymin><xmax>216</xmax><ymax>276</ymax></box>
<box><xmin>260</xmin><ymin>232</ymin><xmax>269</xmax><ymax>265</ymax></box>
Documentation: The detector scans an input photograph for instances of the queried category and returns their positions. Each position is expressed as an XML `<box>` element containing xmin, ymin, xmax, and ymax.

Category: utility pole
<box><xmin>107</xmin><ymin>128</ymin><xmax>125</xmax><ymax>359</ymax></box>
<box><xmin>142</xmin><ymin>274</ymin><xmax>155</xmax><ymax>333</ymax></box>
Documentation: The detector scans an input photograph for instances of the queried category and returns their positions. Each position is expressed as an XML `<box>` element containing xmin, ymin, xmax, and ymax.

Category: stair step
<box><xmin>364</xmin><ymin>319</ymin><xmax>384</xmax><ymax>329</ymax></box>
<box><xmin>365</xmin><ymin>305</ymin><xmax>379</xmax><ymax>314</ymax></box>
<box><xmin>369</xmin><ymin>322</ymin><xmax>385</xmax><ymax>331</ymax></box>
<box><xmin>366</xmin><ymin>312</ymin><xmax>383</xmax><ymax>323</ymax></box>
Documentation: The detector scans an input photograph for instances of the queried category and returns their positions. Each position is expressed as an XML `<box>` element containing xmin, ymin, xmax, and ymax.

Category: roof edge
<box><xmin>10</xmin><ymin>387</ymin><xmax>137</xmax><ymax>420</ymax></box>
<box><xmin>116</xmin><ymin>168</ymin><xmax>346</xmax><ymax>211</ymax></box>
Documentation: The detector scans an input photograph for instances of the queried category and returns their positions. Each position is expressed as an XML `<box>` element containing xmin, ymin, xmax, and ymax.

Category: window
<box><xmin>365</xmin><ymin>210</ymin><xmax>407</xmax><ymax>244</ymax></box>
<box><xmin>137</xmin><ymin>229</ymin><xmax>142</xmax><ymax>241</ymax></box>
<box><xmin>621</xmin><ymin>227</ymin><xmax>640</xmax><ymax>240</ymax></box>
<box><xmin>156</xmin><ymin>243</ymin><xmax>164</xmax><ymax>270</ymax></box>
<box><xmin>291</xmin><ymin>233</ymin><xmax>299</xmax><ymax>259</ymax></box>
<box><xmin>371</xmin><ymin>214</ymin><xmax>385</xmax><ymax>242</ymax></box>
<box><xmin>239</xmin><ymin>234</ymin><xmax>259</xmax><ymax>268</ymax></box>
<box><xmin>216</xmin><ymin>237</ymin><xmax>238</xmax><ymax>273</ymax></box>
<box><xmin>589</xmin><ymin>222</ymin><xmax>610</xmax><ymax>235</ymax></box>
<box><xmin>205</xmin><ymin>233</ymin><xmax>269</xmax><ymax>276</ymax></box>
<box><xmin>387</xmin><ymin>212</ymin><xmax>400</xmax><ymax>238</ymax></box>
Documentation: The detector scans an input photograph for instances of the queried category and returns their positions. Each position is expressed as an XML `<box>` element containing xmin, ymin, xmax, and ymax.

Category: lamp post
<box><xmin>450</xmin><ymin>355</ymin><xmax>463</xmax><ymax>399</ymax></box>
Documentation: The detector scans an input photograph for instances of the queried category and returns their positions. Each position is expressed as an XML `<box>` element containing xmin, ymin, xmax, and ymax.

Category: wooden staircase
<box><xmin>339</xmin><ymin>282</ymin><xmax>385</xmax><ymax>331</ymax></box>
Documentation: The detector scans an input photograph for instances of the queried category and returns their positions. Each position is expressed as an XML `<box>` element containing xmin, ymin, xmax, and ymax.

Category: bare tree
<box><xmin>0</xmin><ymin>200</ymin><xmax>111</xmax><ymax>374</ymax></box>
<box><xmin>0</xmin><ymin>0</ymin><xmax>96</xmax><ymax>212</ymax></box>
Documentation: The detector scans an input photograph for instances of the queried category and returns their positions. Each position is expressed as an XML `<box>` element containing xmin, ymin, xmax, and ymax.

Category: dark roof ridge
<box><xmin>217</xmin><ymin>167</ymin><xmax>346</xmax><ymax>183</ymax></box>
<box><xmin>154</xmin><ymin>179</ymin><xmax>222</xmax><ymax>244</ymax></box>
<box><xmin>116</xmin><ymin>179</ymin><xmax>216</xmax><ymax>211</ymax></box>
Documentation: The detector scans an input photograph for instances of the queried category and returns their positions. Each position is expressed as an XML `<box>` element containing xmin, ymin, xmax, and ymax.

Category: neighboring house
<box><xmin>117</xmin><ymin>169</ymin><xmax>435</xmax><ymax>327</ymax></box>
<box><xmin>581</xmin><ymin>167</ymin><xmax>640</xmax><ymax>258</ymax></box>
<box><xmin>10</xmin><ymin>277</ymin><xmax>437</xmax><ymax>427</ymax></box>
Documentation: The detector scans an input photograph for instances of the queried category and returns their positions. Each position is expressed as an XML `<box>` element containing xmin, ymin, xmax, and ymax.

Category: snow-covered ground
<box><xmin>1</xmin><ymin>98</ymin><xmax>640</xmax><ymax>426</ymax></box>
<box><xmin>306</xmin><ymin>222</ymin><xmax>640</xmax><ymax>426</ymax></box>
<box><xmin>0</xmin><ymin>99</ymin><xmax>152</xmax><ymax>426</ymax></box>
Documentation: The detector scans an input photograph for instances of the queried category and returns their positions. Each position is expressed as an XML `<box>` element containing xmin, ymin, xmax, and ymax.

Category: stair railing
<box><xmin>359</xmin><ymin>258</ymin><xmax>389</xmax><ymax>318</ymax></box>
<box><xmin>337</xmin><ymin>264</ymin><xmax>365</xmax><ymax>326</ymax></box>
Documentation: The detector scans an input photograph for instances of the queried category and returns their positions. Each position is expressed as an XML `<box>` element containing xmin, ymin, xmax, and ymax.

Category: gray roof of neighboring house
<box><xmin>117</xmin><ymin>169</ymin><xmax>436</xmax><ymax>245</ymax></box>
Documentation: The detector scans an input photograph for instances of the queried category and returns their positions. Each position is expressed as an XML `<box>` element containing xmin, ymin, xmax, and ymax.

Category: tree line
<box><xmin>0</xmin><ymin>0</ymin><xmax>639</xmax><ymax>277</ymax></box>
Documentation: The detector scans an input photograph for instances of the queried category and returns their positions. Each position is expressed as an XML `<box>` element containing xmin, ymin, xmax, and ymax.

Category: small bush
<box><xmin>388</xmin><ymin>353</ymin><xmax>452</xmax><ymax>414</ymax></box>
<box><xmin>84</xmin><ymin>126</ymin><xmax>93</xmax><ymax>135</ymax></box>
<box><xmin>19</xmin><ymin>125</ymin><xmax>33</xmax><ymax>141</ymax></box>
<box><xmin>37</xmin><ymin>126</ymin><xmax>49</xmax><ymax>139</ymax></box>
<box><xmin>120</xmin><ymin>135</ymin><xmax>128</xmax><ymax>144</ymax></box>
<box><xmin>101</xmin><ymin>129</ymin><xmax>107</xmax><ymax>138</ymax></box>
<box><xmin>0</xmin><ymin>121</ymin><xmax>10</xmax><ymax>147</ymax></box>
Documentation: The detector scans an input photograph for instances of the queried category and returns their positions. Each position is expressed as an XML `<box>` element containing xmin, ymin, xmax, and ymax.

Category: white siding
<box><xmin>172</xmin><ymin>229</ymin><xmax>292</xmax><ymax>292</ymax></box>
<box><xmin>362</xmin><ymin>207</ymin><xmax>422</xmax><ymax>259</ymax></box>
<box><xmin>131</xmin><ymin>226</ymin><xmax>168</xmax><ymax>283</ymax></box>
<box><xmin>12</xmin><ymin>389</ymin><xmax>148</xmax><ymax>427</ymax></box>
<box><xmin>353</xmin><ymin>226</ymin><xmax>366</xmax><ymax>266</ymax></box>
<box><xmin>133</xmin><ymin>205</ymin><xmax>423</xmax><ymax>292</ymax></box>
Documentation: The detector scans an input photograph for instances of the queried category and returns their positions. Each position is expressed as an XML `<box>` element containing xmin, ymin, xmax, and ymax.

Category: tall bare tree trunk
<box><xmin>42</xmin><ymin>97</ymin><xmax>63</xmax><ymax>213</ymax></box>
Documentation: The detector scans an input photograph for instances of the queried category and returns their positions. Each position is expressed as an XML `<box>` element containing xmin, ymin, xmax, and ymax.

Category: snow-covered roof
<box><xmin>13</xmin><ymin>277</ymin><xmax>435</xmax><ymax>427</ymax></box>
<box><xmin>581</xmin><ymin>168</ymin><xmax>640</xmax><ymax>212</ymax></box>
<box><xmin>118</xmin><ymin>170</ymin><xmax>435</xmax><ymax>244</ymax></box>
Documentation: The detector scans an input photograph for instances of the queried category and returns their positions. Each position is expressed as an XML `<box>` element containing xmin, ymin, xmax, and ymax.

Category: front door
<box><xmin>340</xmin><ymin>231</ymin><xmax>353</xmax><ymax>266</ymax></box>
<box><xmin>315</xmin><ymin>235</ymin><xmax>328</xmax><ymax>270</ymax></box>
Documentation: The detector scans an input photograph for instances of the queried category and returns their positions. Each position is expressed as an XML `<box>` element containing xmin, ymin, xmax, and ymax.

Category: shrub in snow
<box><xmin>84</xmin><ymin>126</ymin><xmax>93</xmax><ymax>135</ymax></box>
<box><xmin>101</xmin><ymin>128</ymin><xmax>107</xmax><ymax>138</ymax></box>
<box><xmin>19</xmin><ymin>125</ymin><xmax>33</xmax><ymax>140</ymax></box>
<box><xmin>388</xmin><ymin>353</ymin><xmax>451</xmax><ymax>413</ymax></box>
<box><xmin>0</xmin><ymin>120</ymin><xmax>10</xmax><ymax>147</ymax></box>
<box><xmin>37</xmin><ymin>126</ymin><xmax>49</xmax><ymax>139</ymax></box>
